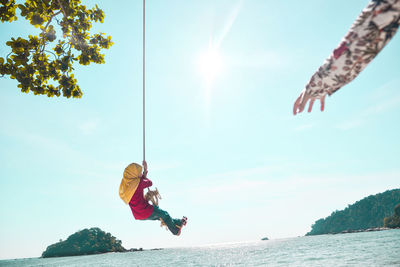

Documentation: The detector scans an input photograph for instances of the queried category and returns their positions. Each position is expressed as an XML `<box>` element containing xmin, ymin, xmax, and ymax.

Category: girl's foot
<box><xmin>182</xmin><ymin>216</ymin><xmax>187</xmax><ymax>226</ymax></box>
<box><xmin>176</xmin><ymin>216</ymin><xmax>188</xmax><ymax>236</ymax></box>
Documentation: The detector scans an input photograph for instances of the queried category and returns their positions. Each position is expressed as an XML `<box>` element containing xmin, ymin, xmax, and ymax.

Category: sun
<box><xmin>197</xmin><ymin>46</ymin><xmax>223</xmax><ymax>85</ymax></box>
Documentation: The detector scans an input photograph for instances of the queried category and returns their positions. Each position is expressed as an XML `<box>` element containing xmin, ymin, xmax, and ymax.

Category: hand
<box><xmin>142</xmin><ymin>160</ymin><xmax>148</xmax><ymax>178</ymax></box>
<box><xmin>293</xmin><ymin>89</ymin><xmax>326</xmax><ymax>115</ymax></box>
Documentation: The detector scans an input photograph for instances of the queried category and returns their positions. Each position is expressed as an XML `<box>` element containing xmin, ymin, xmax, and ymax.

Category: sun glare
<box><xmin>197</xmin><ymin>46</ymin><xmax>223</xmax><ymax>85</ymax></box>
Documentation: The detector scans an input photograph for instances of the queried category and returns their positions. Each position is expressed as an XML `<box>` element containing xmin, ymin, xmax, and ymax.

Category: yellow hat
<box><xmin>119</xmin><ymin>163</ymin><xmax>142</xmax><ymax>204</ymax></box>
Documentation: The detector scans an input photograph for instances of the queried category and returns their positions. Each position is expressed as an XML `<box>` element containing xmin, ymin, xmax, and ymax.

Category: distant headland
<box><xmin>306</xmin><ymin>189</ymin><xmax>400</xmax><ymax>236</ymax></box>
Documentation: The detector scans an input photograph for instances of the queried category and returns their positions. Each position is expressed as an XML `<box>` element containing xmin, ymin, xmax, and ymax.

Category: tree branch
<box><xmin>56</xmin><ymin>0</ymin><xmax>88</xmax><ymax>50</ymax></box>
<box><xmin>56</xmin><ymin>0</ymin><xmax>79</xmax><ymax>48</ymax></box>
<box><xmin>44</xmin><ymin>50</ymin><xmax>58</xmax><ymax>59</ymax></box>
<box><xmin>41</xmin><ymin>11</ymin><xmax>62</xmax><ymax>34</ymax></box>
<box><xmin>56</xmin><ymin>0</ymin><xmax>68</xmax><ymax>19</ymax></box>
<box><xmin>40</xmin><ymin>11</ymin><xmax>62</xmax><ymax>53</ymax></box>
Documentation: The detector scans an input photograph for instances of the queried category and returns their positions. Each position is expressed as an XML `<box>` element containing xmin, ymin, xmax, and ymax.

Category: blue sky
<box><xmin>1</xmin><ymin>0</ymin><xmax>400</xmax><ymax>260</ymax></box>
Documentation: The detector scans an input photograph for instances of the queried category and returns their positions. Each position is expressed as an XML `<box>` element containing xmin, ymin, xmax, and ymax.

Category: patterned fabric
<box><xmin>303</xmin><ymin>0</ymin><xmax>400</xmax><ymax>99</ymax></box>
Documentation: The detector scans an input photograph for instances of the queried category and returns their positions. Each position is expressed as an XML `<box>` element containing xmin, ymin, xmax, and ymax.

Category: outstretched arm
<box><xmin>141</xmin><ymin>160</ymin><xmax>152</xmax><ymax>188</ymax></box>
<box><xmin>294</xmin><ymin>0</ymin><xmax>400</xmax><ymax>115</ymax></box>
<box><xmin>142</xmin><ymin>160</ymin><xmax>148</xmax><ymax>178</ymax></box>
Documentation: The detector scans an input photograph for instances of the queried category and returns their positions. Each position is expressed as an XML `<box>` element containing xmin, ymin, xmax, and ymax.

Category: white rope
<box><xmin>142</xmin><ymin>0</ymin><xmax>146</xmax><ymax>161</ymax></box>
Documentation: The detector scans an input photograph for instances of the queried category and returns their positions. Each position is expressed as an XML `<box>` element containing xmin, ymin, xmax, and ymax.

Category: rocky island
<box><xmin>42</xmin><ymin>227</ymin><xmax>139</xmax><ymax>258</ymax></box>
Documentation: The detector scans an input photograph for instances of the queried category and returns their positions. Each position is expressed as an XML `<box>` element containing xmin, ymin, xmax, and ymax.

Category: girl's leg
<box><xmin>173</xmin><ymin>218</ymin><xmax>182</xmax><ymax>227</ymax></box>
<box><xmin>148</xmin><ymin>206</ymin><xmax>181</xmax><ymax>235</ymax></box>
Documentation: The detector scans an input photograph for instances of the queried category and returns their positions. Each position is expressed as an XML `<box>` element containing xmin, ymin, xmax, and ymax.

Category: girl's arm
<box><xmin>141</xmin><ymin>160</ymin><xmax>152</xmax><ymax>188</ymax></box>
<box><xmin>294</xmin><ymin>0</ymin><xmax>400</xmax><ymax>115</ymax></box>
<box><xmin>142</xmin><ymin>177</ymin><xmax>153</xmax><ymax>188</ymax></box>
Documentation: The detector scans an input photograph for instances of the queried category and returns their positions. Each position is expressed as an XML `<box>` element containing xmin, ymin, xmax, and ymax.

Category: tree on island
<box><xmin>384</xmin><ymin>203</ymin><xmax>400</xmax><ymax>228</ymax></box>
<box><xmin>0</xmin><ymin>0</ymin><xmax>113</xmax><ymax>98</ymax></box>
<box><xmin>307</xmin><ymin>189</ymin><xmax>400</xmax><ymax>235</ymax></box>
<box><xmin>42</xmin><ymin>227</ymin><xmax>126</xmax><ymax>258</ymax></box>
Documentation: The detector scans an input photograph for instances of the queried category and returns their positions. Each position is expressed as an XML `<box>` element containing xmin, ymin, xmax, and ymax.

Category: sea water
<box><xmin>1</xmin><ymin>229</ymin><xmax>399</xmax><ymax>267</ymax></box>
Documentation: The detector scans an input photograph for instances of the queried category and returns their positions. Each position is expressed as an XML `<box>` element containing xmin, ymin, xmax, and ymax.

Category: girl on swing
<box><xmin>119</xmin><ymin>160</ymin><xmax>187</xmax><ymax>236</ymax></box>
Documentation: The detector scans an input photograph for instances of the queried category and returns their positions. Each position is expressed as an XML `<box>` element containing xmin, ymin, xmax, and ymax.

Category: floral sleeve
<box><xmin>303</xmin><ymin>0</ymin><xmax>400</xmax><ymax>99</ymax></box>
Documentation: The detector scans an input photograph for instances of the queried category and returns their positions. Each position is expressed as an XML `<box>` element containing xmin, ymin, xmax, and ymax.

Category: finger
<box><xmin>308</xmin><ymin>98</ymin><xmax>315</xmax><ymax>113</ymax></box>
<box><xmin>298</xmin><ymin>94</ymin><xmax>309</xmax><ymax>114</ymax></box>
<box><xmin>294</xmin><ymin>89</ymin><xmax>308</xmax><ymax>115</ymax></box>
<box><xmin>320</xmin><ymin>95</ymin><xmax>326</xmax><ymax>112</ymax></box>
<box><xmin>293</xmin><ymin>95</ymin><xmax>302</xmax><ymax>115</ymax></box>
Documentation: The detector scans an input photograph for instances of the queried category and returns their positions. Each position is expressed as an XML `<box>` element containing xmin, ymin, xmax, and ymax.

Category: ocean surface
<box><xmin>1</xmin><ymin>229</ymin><xmax>399</xmax><ymax>267</ymax></box>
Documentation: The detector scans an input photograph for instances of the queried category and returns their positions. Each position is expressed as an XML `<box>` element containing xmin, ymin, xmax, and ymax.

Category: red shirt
<box><xmin>129</xmin><ymin>177</ymin><xmax>154</xmax><ymax>220</ymax></box>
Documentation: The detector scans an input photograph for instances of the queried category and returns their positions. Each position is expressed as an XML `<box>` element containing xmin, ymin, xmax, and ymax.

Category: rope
<box><xmin>142</xmin><ymin>0</ymin><xmax>146</xmax><ymax>161</ymax></box>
